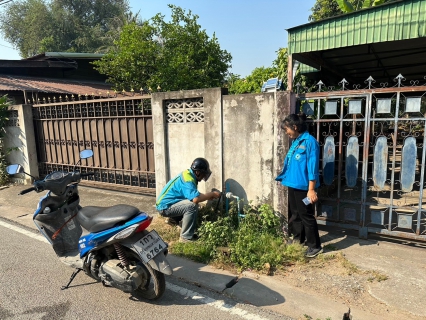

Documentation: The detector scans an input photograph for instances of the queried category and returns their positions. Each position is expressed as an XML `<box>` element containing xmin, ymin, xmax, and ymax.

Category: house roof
<box><xmin>25</xmin><ymin>52</ymin><xmax>104</xmax><ymax>61</ymax></box>
<box><xmin>0</xmin><ymin>75</ymin><xmax>112</xmax><ymax>96</ymax></box>
<box><xmin>287</xmin><ymin>0</ymin><xmax>426</xmax><ymax>84</ymax></box>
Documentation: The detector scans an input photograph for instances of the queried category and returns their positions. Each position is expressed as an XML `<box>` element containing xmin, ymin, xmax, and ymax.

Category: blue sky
<box><xmin>0</xmin><ymin>0</ymin><xmax>316</xmax><ymax>77</ymax></box>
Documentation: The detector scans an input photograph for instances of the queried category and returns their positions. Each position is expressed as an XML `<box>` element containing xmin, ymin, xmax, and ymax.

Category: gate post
<box><xmin>5</xmin><ymin>104</ymin><xmax>39</xmax><ymax>184</ymax></box>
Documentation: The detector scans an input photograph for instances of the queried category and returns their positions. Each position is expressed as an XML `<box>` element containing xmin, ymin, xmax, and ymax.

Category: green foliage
<box><xmin>0</xmin><ymin>96</ymin><xmax>11</xmax><ymax>185</ymax></box>
<box><xmin>93</xmin><ymin>5</ymin><xmax>232</xmax><ymax>92</ymax></box>
<box><xmin>92</xmin><ymin>22</ymin><xmax>159</xmax><ymax>92</ymax></box>
<box><xmin>0</xmin><ymin>0</ymin><xmax>132</xmax><ymax>58</ymax></box>
<box><xmin>171</xmin><ymin>241</ymin><xmax>213</xmax><ymax>263</ymax></box>
<box><xmin>227</xmin><ymin>66</ymin><xmax>278</xmax><ymax>94</ymax></box>
<box><xmin>229</xmin><ymin>205</ymin><xmax>289</xmax><ymax>270</ymax></box>
<box><xmin>198</xmin><ymin>216</ymin><xmax>236</xmax><ymax>250</ymax></box>
<box><xmin>226</xmin><ymin>48</ymin><xmax>288</xmax><ymax>94</ymax></box>
<box><xmin>226</xmin><ymin>47</ymin><xmax>306</xmax><ymax>94</ymax></box>
<box><xmin>338</xmin><ymin>0</ymin><xmax>389</xmax><ymax>12</ymax></box>
<box><xmin>310</xmin><ymin>0</ymin><xmax>395</xmax><ymax>21</ymax></box>
<box><xmin>185</xmin><ymin>202</ymin><xmax>306</xmax><ymax>271</ymax></box>
<box><xmin>274</xmin><ymin>48</ymin><xmax>288</xmax><ymax>87</ymax></box>
<box><xmin>336</xmin><ymin>0</ymin><xmax>355</xmax><ymax>12</ymax></box>
<box><xmin>309</xmin><ymin>0</ymin><xmax>343</xmax><ymax>21</ymax></box>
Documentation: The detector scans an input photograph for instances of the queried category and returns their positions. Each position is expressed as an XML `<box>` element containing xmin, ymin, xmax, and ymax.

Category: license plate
<box><xmin>133</xmin><ymin>230</ymin><xmax>167</xmax><ymax>263</ymax></box>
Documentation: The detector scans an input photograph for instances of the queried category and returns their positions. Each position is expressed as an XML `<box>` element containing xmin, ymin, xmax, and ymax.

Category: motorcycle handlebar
<box><xmin>80</xmin><ymin>172</ymin><xmax>95</xmax><ymax>177</ymax></box>
<box><xmin>19</xmin><ymin>187</ymin><xmax>36</xmax><ymax>195</ymax></box>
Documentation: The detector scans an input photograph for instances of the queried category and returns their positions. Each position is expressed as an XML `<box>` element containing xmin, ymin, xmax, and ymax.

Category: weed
<box><xmin>323</xmin><ymin>243</ymin><xmax>338</xmax><ymax>251</ymax></box>
<box><xmin>164</xmin><ymin>202</ymin><xmax>307</xmax><ymax>272</ymax></box>
<box><xmin>337</xmin><ymin>253</ymin><xmax>361</xmax><ymax>275</ymax></box>
<box><xmin>302</xmin><ymin>315</ymin><xmax>332</xmax><ymax>320</ymax></box>
<box><xmin>367</xmin><ymin>270</ymin><xmax>388</xmax><ymax>282</ymax></box>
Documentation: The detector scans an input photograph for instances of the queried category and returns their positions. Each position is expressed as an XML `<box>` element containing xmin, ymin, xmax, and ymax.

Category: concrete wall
<box><xmin>152</xmin><ymin>88</ymin><xmax>293</xmax><ymax>216</ymax></box>
<box><xmin>222</xmin><ymin>93</ymin><xmax>276</xmax><ymax>206</ymax></box>
<box><xmin>5</xmin><ymin>105</ymin><xmax>39</xmax><ymax>184</ymax></box>
<box><xmin>152</xmin><ymin>88</ymin><xmax>224</xmax><ymax>196</ymax></box>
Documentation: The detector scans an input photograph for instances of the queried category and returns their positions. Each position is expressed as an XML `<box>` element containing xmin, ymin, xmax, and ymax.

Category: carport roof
<box><xmin>287</xmin><ymin>0</ymin><xmax>426</xmax><ymax>84</ymax></box>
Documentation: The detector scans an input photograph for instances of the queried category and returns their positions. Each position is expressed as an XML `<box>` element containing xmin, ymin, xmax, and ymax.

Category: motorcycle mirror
<box><xmin>6</xmin><ymin>164</ymin><xmax>23</xmax><ymax>175</ymax></box>
<box><xmin>80</xmin><ymin>149</ymin><xmax>94</xmax><ymax>159</ymax></box>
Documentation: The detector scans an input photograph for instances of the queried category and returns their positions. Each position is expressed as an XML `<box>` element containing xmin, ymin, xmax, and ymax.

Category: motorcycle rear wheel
<box><xmin>127</xmin><ymin>251</ymin><xmax>166</xmax><ymax>300</ymax></box>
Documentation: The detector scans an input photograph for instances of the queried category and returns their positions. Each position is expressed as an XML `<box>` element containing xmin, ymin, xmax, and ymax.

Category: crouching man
<box><xmin>156</xmin><ymin>158</ymin><xmax>221</xmax><ymax>242</ymax></box>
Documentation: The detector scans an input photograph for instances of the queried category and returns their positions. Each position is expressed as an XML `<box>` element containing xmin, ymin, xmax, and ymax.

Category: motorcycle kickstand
<box><xmin>61</xmin><ymin>268</ymin><xmax>82</xmax><ymax>290</ymax></box>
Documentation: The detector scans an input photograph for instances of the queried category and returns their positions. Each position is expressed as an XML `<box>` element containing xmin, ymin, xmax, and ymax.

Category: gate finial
<box><xmin>316</xmin><ymin>80</ymin><xmax>324</xmax><ymax>92</ymax></box>
<box><xmin>365</xmin><ymin>76</ymin><xmax>375</xmax><ymax>89</ymax></box>
<box><xmin>295</xmin><ymin>82</ymin><xmax>301</xmax><ymax>94</ymax></box>
<box><xmin>339</xmin><ymin>78</ymin><xmax>349</xmax><ymax>90</ymax></box>
<box><xmin>394</xmin><ymin>74</ymin><xmax>405</xmax><ymax>87</ymax></box>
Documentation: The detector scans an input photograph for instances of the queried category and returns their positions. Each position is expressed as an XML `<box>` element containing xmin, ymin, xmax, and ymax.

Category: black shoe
<box><xmin>306</xmin><ymin>246</ymin><xmax>323</xmax><ymax>258</ymax></box>
<box><xmin>165</xmin><ymin>217</ymin><xmax>181</xmax><ymax>228</ymax></box>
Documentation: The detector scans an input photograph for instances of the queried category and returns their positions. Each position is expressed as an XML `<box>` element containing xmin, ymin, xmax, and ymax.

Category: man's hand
<box><xmin>210</xmin><ymin>191</ymin><xmax>221</xmax><ymax>200</ymax></box>
<box><xmin>193</xmin><ymin>191</ymin><xmax>221</xmax><ymax>203</ymax></box>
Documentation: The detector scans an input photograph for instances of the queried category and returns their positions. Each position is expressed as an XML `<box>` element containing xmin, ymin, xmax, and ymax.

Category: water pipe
<box><xmin>225</xmin><ymin>192</ymin><xmax>245</xmax><ymax>223</ymax></box>
<box><xmin>225</xmin><ymin>182</ymin><xmax>229</xmax><ymax>215</ymax></box>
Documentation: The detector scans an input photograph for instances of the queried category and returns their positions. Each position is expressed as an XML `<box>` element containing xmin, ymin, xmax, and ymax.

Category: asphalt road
<box><xmin>0</xmin><ymin>221</ymin><xmax>287</xmax><ymax>320</ymax></box>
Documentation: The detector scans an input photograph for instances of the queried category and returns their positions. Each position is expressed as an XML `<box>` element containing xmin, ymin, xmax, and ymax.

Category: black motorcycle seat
<box><xmin>77</xmin><ymin>204</ymin><xmax>140</xmax><ymax>233</ymax></box>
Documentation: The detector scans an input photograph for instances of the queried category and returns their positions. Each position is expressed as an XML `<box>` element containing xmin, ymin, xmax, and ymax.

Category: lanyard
<box><xmin>286</xmin><ymin>136</ymin><xmax>304</xmax><ymax>167</ymax></box>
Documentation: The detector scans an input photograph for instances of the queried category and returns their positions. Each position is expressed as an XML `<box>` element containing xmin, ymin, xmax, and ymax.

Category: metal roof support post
<box><xmin>287</xmin><ymin>54</ymin><xmax>293</xmax><ymax>92</ymax></box>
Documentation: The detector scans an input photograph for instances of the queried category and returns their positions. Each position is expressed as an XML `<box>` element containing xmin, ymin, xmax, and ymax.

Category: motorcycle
<box><xmin>6</xmin><ymin>149</ymin><xmax>172</xmax><ymax>300</ymax></box>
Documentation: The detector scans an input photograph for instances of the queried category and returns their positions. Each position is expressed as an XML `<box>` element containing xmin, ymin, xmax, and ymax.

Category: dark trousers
<box><xmin>288</xmin><ymin>187</ymin><xmax>321</xmax><ymax>249</ymax></box>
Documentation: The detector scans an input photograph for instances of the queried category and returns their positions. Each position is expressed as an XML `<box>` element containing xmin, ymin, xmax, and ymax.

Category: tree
<box><xmin>336</xmin><ymin>0</ymin><xmax>389</xmax><ymax>12</ymax></box>
<box><xmin>309</xmin><ymin>0</ymin><xmax>343</xmax><ymax>21</ymax></box>
<box><xmin>226</xmin><ymin>48</ymin><xmax>289</xmax><ymax>94</ymax></box>
<box><xmin>93</xmin><ymin>5</ymin><xmax>232</xmax><ymax>92</ymax></box>
<box><xmin>309</xmin><ymin>0</ymin><xmax>396</xmax><ymax>21</ymax></box>
<box><xmin>0</xmin><ymin>0</ymin><xmax>132</xmax><ymax>58</ymax></box>
<box><xmin>227</xmin><ymin>66</ymin><xmax>278</xmax><ymax>94</ymax></box>
<box><xmin>92</xmin><ymin>22</ymin><xmax>159</xmax><ymax>92</ymax></box>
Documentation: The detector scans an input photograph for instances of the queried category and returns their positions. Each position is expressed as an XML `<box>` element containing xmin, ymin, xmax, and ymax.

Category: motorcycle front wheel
<box><xmin>127</xmin><ymin>251</ymin><xmax>166</xmax><ymax>300</ymax></box>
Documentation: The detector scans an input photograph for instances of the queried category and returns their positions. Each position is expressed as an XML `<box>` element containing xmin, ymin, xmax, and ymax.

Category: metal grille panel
<box><xmin>33</xmin><ymin>96</ymin><xmax>155</xmax><ymax>194</ymax></box>
<box><xmin>296</xmin><ymin>76</ymin><xmax>426</xmax><ymax>242</ymax></box>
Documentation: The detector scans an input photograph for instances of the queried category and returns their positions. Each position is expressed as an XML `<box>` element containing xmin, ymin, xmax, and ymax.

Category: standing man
<box><xmin>156</xmin><ymin>157</ymin><xmax>221</xmax><ymax>242</ymax></box>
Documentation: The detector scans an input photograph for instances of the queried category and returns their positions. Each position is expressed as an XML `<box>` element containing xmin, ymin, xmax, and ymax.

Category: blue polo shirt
<box><xmin>275</xmin><ymin>131</ymin><xmax>320</xmax><ymax>190</ymax></box>
<box><xmin>156</xmin><ymin>169</ymin><xmax>200</xmax><ymax>211</ymax></box>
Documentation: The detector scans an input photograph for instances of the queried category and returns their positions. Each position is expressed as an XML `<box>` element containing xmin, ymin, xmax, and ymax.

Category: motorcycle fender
<box><xmin>147</xmin><ymin>251</ymin><xmax>173</xmax><ymax>275</ymax></box>
<box><xmin>119</xmin><ymin>233</ymin><xmax>173</xmax><ymax>276</ymax></box>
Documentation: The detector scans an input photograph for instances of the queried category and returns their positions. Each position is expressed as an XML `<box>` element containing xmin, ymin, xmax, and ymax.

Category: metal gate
<box><xmin>295</xmin><ymin>75</ymin><xmax>426</xmax><ymax>242</ymax></box>
<box><xmin>32</xmin><ymin>95</ymin><xmax>155</xmax><ymax>194</ymax></box>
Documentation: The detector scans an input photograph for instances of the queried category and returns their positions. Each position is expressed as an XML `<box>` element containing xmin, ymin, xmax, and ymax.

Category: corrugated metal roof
<box><xmin>25</xmin><ymin>52</ymin><xmax>104</xmax><ymax>61</ymax></box>
<box><xmin>288</xmin><ymin>0</ymin><xmax>426</xmax><ymax>55</ymax></box>
<box><xmin>0</xmin><ymin>75</ymin><xmax>112</xmax><ymax>95</ymax></box>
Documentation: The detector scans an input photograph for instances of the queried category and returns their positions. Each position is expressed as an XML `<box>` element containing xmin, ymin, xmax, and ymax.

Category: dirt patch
<box><xmin>275</xmin><ymin>250</ymin><xmax>422</xmax><ymax>320</ymax></box>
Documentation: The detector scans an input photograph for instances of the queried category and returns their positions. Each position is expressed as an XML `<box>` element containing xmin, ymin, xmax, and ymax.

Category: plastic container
<box><xmin>302</xmin><ymin>197</ymin><xmax>311</xmax><ymax>205</ymax></box>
